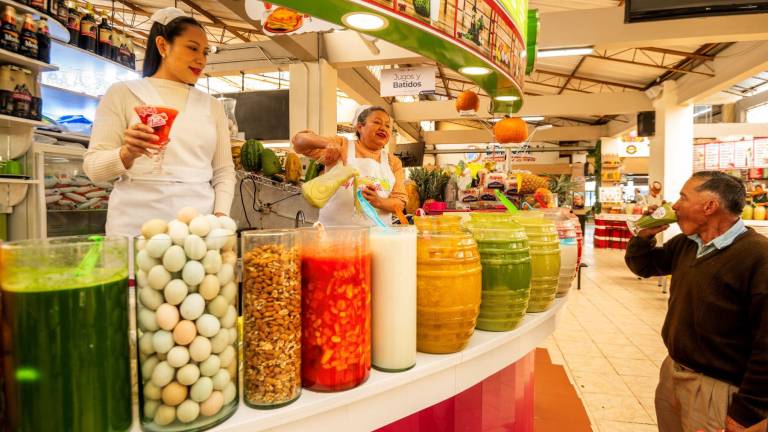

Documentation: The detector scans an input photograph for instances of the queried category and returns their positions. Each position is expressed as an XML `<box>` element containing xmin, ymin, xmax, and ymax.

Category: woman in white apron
<box><xmin>292</xmin><ymin>106</ymin><xmax>407</xmax><ymax>226</ymax></box>
<box><xmin>83</xmin><ymin>8</ymin><xmax>235</xmax><ymax>237</ymax></box>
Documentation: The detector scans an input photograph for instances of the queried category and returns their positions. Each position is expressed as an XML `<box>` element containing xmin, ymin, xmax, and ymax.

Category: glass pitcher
<box><xmin>0</xmin><ymin>236</ymin><xmax>132</xmax><ymax>432</ymax></box>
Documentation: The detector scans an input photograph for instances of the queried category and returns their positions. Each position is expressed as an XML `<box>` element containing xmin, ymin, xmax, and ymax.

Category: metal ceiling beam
<box><xmin>536</xmin><ymin>68</ymin><xmax>644</xmax><ymax>91</ymax></box>
<box><xmin>436</xmin><ymin>64</ymin><xmax>452</xmax><ymax>99</ymax></box>
<box><xmin>647</xmin><ymin>43</ymin><xmax>729</xmax><ymax>89</ymax></box>
<box><xmin>558</xmin><ymin>57</ymin><xmax>585</xmax><ymax>95</ymax></box>
<box><xmin>586</xmin><ymin>54</ymin><xmax>715</xmax><ymax>77</ymax></box>
<box><xmin>177</xmin><ymin>0</ymin><xmax>250</xmax><ymax>42</ymax></box>
<box><xmin>638</xmin><ymin>47</ymin><xmax>714</xmax><ymax>61</ymax></box>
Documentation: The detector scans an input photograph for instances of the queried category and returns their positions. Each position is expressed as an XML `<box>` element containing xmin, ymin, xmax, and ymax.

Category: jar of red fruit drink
<box><xmin>299</xmin><ymin>226</ymin><xmax>371</xmax><ymax>392</ymax></box>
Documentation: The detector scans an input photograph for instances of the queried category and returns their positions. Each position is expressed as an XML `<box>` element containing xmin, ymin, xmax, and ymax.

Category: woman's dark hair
<box><xmin>355</xmin><ymin>106</ymin><xmax>390</xmax><ymax>139</ymax></box>
<box><xmin>143</xmin><ymin>16</ymin><xmax>204</xmax><ymax>78</ymax></box>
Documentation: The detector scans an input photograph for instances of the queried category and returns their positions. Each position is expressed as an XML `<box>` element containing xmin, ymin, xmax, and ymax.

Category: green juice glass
<box><xmin>0</xmin><ymin>236</ymin><xmax>132</xmax><ymax>432</ymax></box>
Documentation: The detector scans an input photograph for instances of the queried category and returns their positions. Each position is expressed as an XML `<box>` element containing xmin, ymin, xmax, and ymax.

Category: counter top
<box><xmin>133</xmin><ymin>298</ymin><xmax>566</xmax><ymax>432</ymax></box>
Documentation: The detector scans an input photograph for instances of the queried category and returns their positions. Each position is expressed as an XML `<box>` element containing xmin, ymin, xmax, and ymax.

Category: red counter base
<box><xmin>376</xmin><ymin>351</ymin><xmax>535</xmax><ymax>432</ymax></box>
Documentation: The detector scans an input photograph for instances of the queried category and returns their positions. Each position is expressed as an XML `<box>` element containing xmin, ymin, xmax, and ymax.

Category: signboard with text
<box><xmin>380</xmin><ymin>66</ymin><xmax>436</xmax><ymax>97</ymax></box>
<box><xmin>693</xmin><ymin>138</ymin><xmax>768</xmax><ymax>171</ymax></box>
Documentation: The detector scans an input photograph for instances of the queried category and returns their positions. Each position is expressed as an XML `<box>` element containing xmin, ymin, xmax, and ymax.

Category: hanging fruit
<box><xmin>455</xmin><ymin>90</ymin><xmax>480</xmax><ymax>113</ymax></box>
<box><xmin>493</xmin><ymin>117</ymin><xmax>528</xmax><ymax>144</ymax></box>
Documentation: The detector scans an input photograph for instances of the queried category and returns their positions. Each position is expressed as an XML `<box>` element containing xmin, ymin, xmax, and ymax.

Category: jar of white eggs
<box><xmin>135</xmin><ymin>207</ymin><xmax>239</xmax><ymax>431</ymax></box>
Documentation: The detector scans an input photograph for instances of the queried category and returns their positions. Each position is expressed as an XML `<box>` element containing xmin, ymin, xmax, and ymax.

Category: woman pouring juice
<box><xmin>292</xmin><ymin>106</ymin><xmax>407</xmax><ymax>226</ymax></box>
<box><xmin>84</xmin><ymin>7</ymin><xmax>235</xmax><ymax>236</ymax></box>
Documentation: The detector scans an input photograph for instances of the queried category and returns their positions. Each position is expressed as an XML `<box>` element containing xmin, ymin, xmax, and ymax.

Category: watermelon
<box><xmin>240</xmin><ymin>139</ymin><xmax>264</xmax><ymax>172</ymax></box>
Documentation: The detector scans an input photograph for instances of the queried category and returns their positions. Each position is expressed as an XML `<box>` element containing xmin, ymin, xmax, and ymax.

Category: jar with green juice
<box><xmin>414</xmin><ymin>215</ymin><xmax>481</xmax><ymax>353</ymax></box>
<box><xmin>512</xmin><ymin>214</ymin><xmax>561</xmax><ymax>312</ymax></box>
<box><xmin>466</xmin><ymin>213</ymin><xmax>532</xmax><ymax>331</ymax></box>
<box><xmin>0</xmin><ymin>236</ymin><xmax>132</xmax><ymax>432</ymax></box>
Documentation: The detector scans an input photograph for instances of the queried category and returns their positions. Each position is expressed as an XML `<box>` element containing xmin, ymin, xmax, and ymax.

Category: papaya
<box><xmin>240</xmin><ymin>139</ymin><xmax>263</xmax><ymax>172</ymax></box>
<box><xmin>285</xmin><ymin>152</ymin><xmax>302</xmax><ymax>184</ymax></box>
<box><xmin>260</xmin><ymin>148</ymin><xmax>282</xmax><ymax>177</ymax></box>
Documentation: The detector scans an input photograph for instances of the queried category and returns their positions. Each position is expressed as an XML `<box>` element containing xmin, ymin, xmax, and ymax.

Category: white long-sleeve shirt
<box><xmin>83</xmin><ymin>77</ymin><xmax>236</xmax><ymax>215</ymax></box>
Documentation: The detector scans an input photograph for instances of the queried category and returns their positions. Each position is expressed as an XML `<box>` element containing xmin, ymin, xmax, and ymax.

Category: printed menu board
<box><xmin>755</xmin><ymin>138</ymin><xmax>768</xmax><ymax>167</ymax></box>
<box><xmin>719</xmin><ymin>143</ymin><xmax>735</xmax><ymax>169</ymax></box>
<box><xmin>705</xmin><ymin>143</ymin><xmax>719</xmax><ymax>169</ymax></box>
<box><xmin>693</xmin><ymin>145</ymin><xmax>705</xmax><ymax>172</ymax></box>
<box><xmin>734</xmin><ymin>141</ymin><xmax>753</xmax><ymax>169</ymax></box>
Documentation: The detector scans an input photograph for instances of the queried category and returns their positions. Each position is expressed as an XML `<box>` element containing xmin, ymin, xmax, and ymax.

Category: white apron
<box><xmin>106</xmin><ymin>79</ymin><xmax>217</xmax><ymax>237</ymax></box>
<box><xmin>318</xmin><ymin>140</ymin><xmax>396</xmax><ymax>227</ymax></box>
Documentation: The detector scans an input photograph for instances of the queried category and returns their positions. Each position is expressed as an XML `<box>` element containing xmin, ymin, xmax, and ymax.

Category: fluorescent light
<box><xmin>494</xmin><ymin>95</ymin><xmax>519</xmax><ymax>102</ymax></box>
<box><xmin>537</xmin><ymin>47</ymin><xmax>593</xmax><ymax>58</ymax></box>
<box><xmin>522</xmin><ymin>116</ymin><xmax>544</xmax><ymax>122</ymax></box>
<box><xmin>459</xmin><ymin>66</ymin><xmax>491</xmax><ymax>76</ymax></box>
<box><xmin>342</xmin><ymin>13</ymin><xmax>388</xmax><ymax>31</ymax></box>
<box><xmin>693</xmin><ymin>107</ymin><xmax>713</xmax><ymax>118</ymax></box>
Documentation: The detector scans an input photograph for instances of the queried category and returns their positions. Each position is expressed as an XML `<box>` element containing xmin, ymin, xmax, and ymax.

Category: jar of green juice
<box><xmin>0</xmin><ymin>236</ymin><xmax>132</xmax><ymax>432</ymax></box>
<box><xmin>512</xmin><ymin>214</ymin><xmax>561</xmax><ymax>312</ymax></box>
<box><xmin>466</xmin><ymin>213</ymin><xmax>532</xmax><ymax>331</ymax></box>
<box><xmin>414</xmin><ymin>215</ymin><xmax>481</xmax><ymax>353</ymax></box>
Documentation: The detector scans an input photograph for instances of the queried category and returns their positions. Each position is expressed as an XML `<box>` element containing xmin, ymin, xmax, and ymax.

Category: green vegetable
<box><xmin>260</xmin><ymin>148</ymin><xmax>282</xmax><ymax>177</ymax></box>
<box><xmin>304</xmin><ymin>160</ymin><xmax>320</xmax><ymax>182</ymax></box>
<box><xmin>240</xmin><ymin>139</ymin><xmax>264</xmax><ymax>172</ymax></box>
<box><xmin>413</xmin><ymin>0</ymin><xmax>430</xmax><ymax>17</ymax></box>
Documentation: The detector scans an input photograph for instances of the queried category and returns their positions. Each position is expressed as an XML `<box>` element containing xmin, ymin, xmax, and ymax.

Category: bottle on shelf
<box><xmin>110</xmin><ymin>30</ymin><xmax>120</xmax><ymax>62</ymax></box>
<box><xmin>0</xmin><ymin>65</ymin><xmax>14</xmax><ymax>115</ymax></box>
<box><xmin>78</xmin><ymin>3</ymin><xmax>96</xmax><ymax>53</ymax></box>
<box><xmin>1</xmin><ymin>6</ymin><xmax>20</xmax><ymax>53</ymax></box>
<box><xmin>66</xmin><ymin>1</ymin><xmax>80</xmax><ymax>46</ymax></box>
<box><xmin>19</xmin><ymin>14</ymin><xmax>38</xmax><ymax>60</ymax></box>
<box><xmin>30</xmin><ymin>0</ymin><xmax>47</xmax><ymax>13</ymax></box>
<box><xmin>126</xmin><ymin>36</ymin><xmax>135</xmax><ymax>69</ymax></box>
<box><xmin>37</xmin><ymin>17</ymin><xmax>50</xmax><ymax>63</ymax></box>
<box><xmin>117</xmin><ymin>31</ymin><xmax>129</xmax><ymax>66</ymax></box>
<box><xmin>96</xmin><ymin>10</ymin><xmax>111</xmax><ymax>58</ymax></box>
<box><xmin>55</xmin><ymin>0</ymin><xmax>68</xmax><ymax>28</ymax></box>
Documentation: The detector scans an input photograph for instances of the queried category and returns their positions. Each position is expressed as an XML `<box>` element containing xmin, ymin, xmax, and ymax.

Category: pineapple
<box><xmin>519</xmin><ymin>173</ymin><xmax>550</xmax><ymax>194</ymax></box>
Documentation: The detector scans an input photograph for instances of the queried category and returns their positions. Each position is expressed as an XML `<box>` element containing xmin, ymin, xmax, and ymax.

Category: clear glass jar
<box><xmin>541</xmin><ymin>209</ymin><xmax>579</xmax><ymax>297</ymax></box>
<box><xmin>466</xmin><ymin>213</ymin><xmax>532</xmax><ymax>331</ymax></box>
<box><xmin>135</xmin><ymin>230</ymin><xmax>238</xmax><ymax>431</ymax></box>
<box><xmin>371</xmin><ymin>225</ymin><xmax>417</xmax><ymax>372</ymax></box>
<box><xmin>512</xmin><ymin>215</ymin><xmax>561</xmax><ymax>312</ymax></box>
<box><xmin>300</xmin><ymin>226</ymin><xmax>371</xmax><ymax>392</ymax></box>
<box><xmin>414</xmin><ymin>215</ymin><xmax>481</xmax><ymax>354</ymax></box>
<box><xmin>241</xmin><ymin>230</ymin><xmax>301</xmax><ymax>408</ymax></box>
<box><xmin>1</xmin><ymin>236</ymin><xmax>132</xmax><ymax>432</ymax></box>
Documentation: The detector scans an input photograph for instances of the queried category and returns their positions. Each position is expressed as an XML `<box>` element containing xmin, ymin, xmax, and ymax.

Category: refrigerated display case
<box><xmin>10</xmin><ymin>142</ymin><xmax>110</xmax><ymax>239</ymax></box>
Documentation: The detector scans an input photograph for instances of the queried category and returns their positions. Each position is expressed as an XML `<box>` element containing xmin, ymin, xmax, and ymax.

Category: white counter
<box><xmin>152</xmin><ymin>298</ymin><xmax>566</xmax><ymax>432</ymax></box>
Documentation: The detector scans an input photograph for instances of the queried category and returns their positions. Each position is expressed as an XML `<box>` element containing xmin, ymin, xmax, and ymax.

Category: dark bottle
<box><xmin>126</xmin><ymin>37</ymin><xmax>135</xmax><ymax>69</ymax></box>
<box><xmin>18</xmin><ymin>14</ymin><xmax>38</xmax><ymax>59</ymax></box>
<box><xmin>0</xmin><ymin>6</ymin><xmax>20</xmax><ymax>53</ymax></box>
<box><xmin>55</xmin><ymin>0</ymin><xmax>68</xmax><ymax>27</ymax></box>
<box><xmin>78</xmin><ymin>3</ymin><xmax>96</xmax><ymax>53</ymax></box>
<box><xmin>117</xmin><ymin>31</ymin><xmax>129</xmax><ymax>66</ymax></box>
<box><xmin>96</xmin><ymin>11</ymin><xmax>111</xmax><ymax>58</ymax></box>
<box><xmin>37</xmin><ymin>17</ymin><xmax>50</xmax><ymax>63</ymax></box>
<box><xmin>30</xmin><ymin>0</ymin><xmax>46</xmax><ymax>13</ymax></box>
<box><xmin>66</xmin><ymin>1</ymin><xmax>79</xmax><ymax>46</ymax></box>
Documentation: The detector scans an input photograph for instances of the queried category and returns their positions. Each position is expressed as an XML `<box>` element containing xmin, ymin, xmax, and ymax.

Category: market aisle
<box><xmin>538</xmin><ymin>230</ymin><xmax>669</xmax><ymax>432</ymax></box>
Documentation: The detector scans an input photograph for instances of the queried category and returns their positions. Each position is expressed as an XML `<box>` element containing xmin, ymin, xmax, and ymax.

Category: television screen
<box><xmin>626</xmin><ymin>0</ymin><xmax>768</xmax><ymax>22</ymax></box>
<box><xmin>222</xmin><ymin>90</ymin><xmax>290</xmax><ymax>141</ymax></box>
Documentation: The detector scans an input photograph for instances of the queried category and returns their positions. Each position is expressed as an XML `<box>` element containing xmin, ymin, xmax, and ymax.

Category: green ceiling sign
<box><xmin>255</xmin><ymin>0</ymin><xmax>534</xmax><ymax>113</ymax></box>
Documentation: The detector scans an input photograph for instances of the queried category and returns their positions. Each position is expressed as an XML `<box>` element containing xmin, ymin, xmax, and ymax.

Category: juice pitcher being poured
<box><xmin>83</xmin><ymin>7</ymin><xmax>236</xmax><ymax>237</ymax></box>
<box><xmin>292</xmin><ymin>105</ymin><xmax>408</xmax><ymax>226</ymax></box>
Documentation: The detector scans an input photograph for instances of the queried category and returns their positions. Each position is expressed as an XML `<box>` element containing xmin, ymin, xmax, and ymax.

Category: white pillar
<box><xmin>289</xmin><ymin>59</ymin><xmax>338</xmax><ymax>137</ymax></box>
<box><xmin>649</xmin><ymin>80</ymin><xmax>694</xmax><ymax>241</ymax></box>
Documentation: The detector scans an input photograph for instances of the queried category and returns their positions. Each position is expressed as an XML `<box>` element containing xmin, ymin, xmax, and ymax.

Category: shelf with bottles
<box><xmin>57</xmin><ymin>2</ymin><xmax>136</xmax><ymax>72</ymax></box>
<box><xmin>0</xmin><ymin>5</ymin><xmax>57</xmax><ymax>70</ymax></box>
<box><xmin>0</xmin><ymin>0</ymin><xmax>68</xmax><ymax>42</ymax></box>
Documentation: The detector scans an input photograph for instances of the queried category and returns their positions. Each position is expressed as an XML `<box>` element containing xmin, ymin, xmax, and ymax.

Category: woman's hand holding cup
<box><xmin>120</xmin><ymin>123</ymin><xmax>160</xmax><ymax>169</ymax></box>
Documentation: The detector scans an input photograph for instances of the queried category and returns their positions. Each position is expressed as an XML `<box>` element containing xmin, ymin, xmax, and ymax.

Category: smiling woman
<box><xmin>292</xmin><ymin>106</ymin><xmax>408</xmax><ymax>226</ymax></box>
<box><xmin>82</xmin><ymin>7</ymin><xmax>236</xmax><ymax>237</ymax></box>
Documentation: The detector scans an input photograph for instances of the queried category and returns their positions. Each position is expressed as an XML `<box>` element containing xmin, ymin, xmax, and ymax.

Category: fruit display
<box><xmin>242</xmin><ymin>231</ymin><xmax>302</xmax><ymax>408</ymax></box>
<box><xmin>455</xmin><ymin>90</ymin><xmax>480</xmax><ymax>113</ymax></box>
<box><xmin>754</xmin><ymin>205</ymin><xmax>766</xmax><ymax>221</ymax></box>
<box><xmin>43</xmin><ymin>174</ymin><xmax>113</xmax><ymax>211</ymax></box>
<box><xmin>260</xmin><ymin>148</ymin><xmax>282</xmax><ymax>177</ymax></box>
<box><xmin>303</xmin><ymin>160</ymin><xmax>320</xmax><ymax>182</ymax></box>
<box><xmin>518</xmin><ymin>173</ymin><xmax>550</xmax><ymax>194</ymax></box>
<box><xmin>284</xmin><ymin>152</ymin><xmax>302</xmax><ymax>184</ymax></box>
<box><xmin>240</xmin><ymin>139</ymin><xmax>264</xmax><ymax>173</ymax></box>
<box><xmin>135</xmin><ymin>209</ymin><xmax>239</xmax><ymax>430</ymax></box>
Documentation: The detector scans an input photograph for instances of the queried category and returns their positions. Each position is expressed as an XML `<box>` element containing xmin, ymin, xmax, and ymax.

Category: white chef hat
<box><xmin>150</xmin><ymin>7</ymin><xmax>187</xmax><ymax>26</ymax></box>
<box><xmin>353</xmin><ymin>105</ymin><xmax>373</xmax><ymax>125</ymax></box>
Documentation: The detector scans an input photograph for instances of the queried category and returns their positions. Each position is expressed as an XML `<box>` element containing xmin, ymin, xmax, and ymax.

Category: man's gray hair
<box><xmin>691</xmin><ymin>171</ymin><xmax>746</xmax><ymax>216</ymax></box>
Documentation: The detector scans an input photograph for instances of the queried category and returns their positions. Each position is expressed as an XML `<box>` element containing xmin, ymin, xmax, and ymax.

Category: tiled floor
<box><xmin>538</xmin><ymin>229</ymin><xmax>670</xmax><ymax>432</ymax></box>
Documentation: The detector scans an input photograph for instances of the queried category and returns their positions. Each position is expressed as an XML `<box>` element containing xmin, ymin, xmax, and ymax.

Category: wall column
<box><xmin>289</xmin><ymin>59</ymin><xmax>338</xmax><ymax>138</ymax></box>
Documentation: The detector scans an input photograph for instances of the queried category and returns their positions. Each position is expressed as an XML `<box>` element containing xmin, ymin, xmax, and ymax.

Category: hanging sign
<box><xmin>718</xmin><ymin>142</ymin><xmax>735</xmax><ymax>170</ymax></box>
<box><xmin>704</xmin><ymin>143</ymin><xmax>719</xmax><ymax>169</ymax></box>
<box><xmin>733</xmin><ymin>141</ymin><xmax>753</xmax><ymax>169</ymax></box>
<box><xmin>380</xmin><ymin>66</ymin><xmax>436</xmax><ymax>97</ymax></box>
